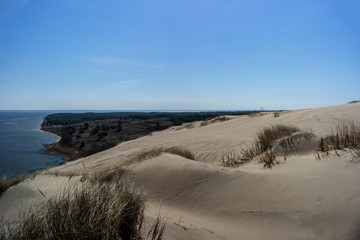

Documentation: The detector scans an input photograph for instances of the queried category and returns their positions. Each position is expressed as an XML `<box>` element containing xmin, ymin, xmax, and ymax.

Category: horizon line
<box><xmin>0</xmin><ymin>109</ymin><xmax>286</xmax><ymax>112</ymax></box>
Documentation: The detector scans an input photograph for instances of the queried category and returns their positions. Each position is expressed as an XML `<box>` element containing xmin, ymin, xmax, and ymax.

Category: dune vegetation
<box><xmin>0</xmin><ymin>171</ymin><xmax>165</xmax><ymax>240</ymax></box>
<box><xmin>132</xmin><ymin>146</ymin><xmax>195</xmax><ymax>163</ymax></box>
<box><xmin>221</xmin><ymin>124</ymin><xmax>308</xmax><ymax>168</ymax></box>
<box><xmin>318</xmin><ymin>121</ymin><xmax>360</xmax><ymax>158</ymax></box>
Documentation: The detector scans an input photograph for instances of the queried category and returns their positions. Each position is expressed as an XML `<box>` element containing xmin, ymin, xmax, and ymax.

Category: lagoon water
<box><xmin>0</xmin><ymin>111</ymin><xmax>65</xmax><ymax>177</ymax></box>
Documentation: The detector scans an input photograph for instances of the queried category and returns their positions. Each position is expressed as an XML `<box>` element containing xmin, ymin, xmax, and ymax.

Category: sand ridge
<box><xmin>50</xmin><ymin>102</ymin><xmax>360</xmax><ymax>173</ymax></box>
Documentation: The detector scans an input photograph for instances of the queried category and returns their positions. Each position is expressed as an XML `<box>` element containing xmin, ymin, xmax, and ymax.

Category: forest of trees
<box><xmin>41</xmin><ymin>111</ymin><xmax>251</xmax><ymax>160</ymax></box>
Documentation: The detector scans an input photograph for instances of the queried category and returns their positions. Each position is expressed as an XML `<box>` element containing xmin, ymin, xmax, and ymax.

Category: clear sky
<box><xmin>0</xmin><ymin>0</ymin><xmax>359</xmax><ymax>110</ymax></box>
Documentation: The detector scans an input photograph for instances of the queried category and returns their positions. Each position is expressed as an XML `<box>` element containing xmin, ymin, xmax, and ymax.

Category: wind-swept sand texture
<box><xmin>1</xmin><ymin>102</ymin><xmax>360</xmax><ymax>239</ymax></box>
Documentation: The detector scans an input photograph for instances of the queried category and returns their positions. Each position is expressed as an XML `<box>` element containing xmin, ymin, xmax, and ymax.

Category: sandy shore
<box><xmin>40</xmin><ymin>125</ymin><xmax>61</xmax><ymax>143</ymax></box>
<box><xmin>1</xmin><ymin>102</ymin><xmax>360</xmax><ymax>239</ymax></box>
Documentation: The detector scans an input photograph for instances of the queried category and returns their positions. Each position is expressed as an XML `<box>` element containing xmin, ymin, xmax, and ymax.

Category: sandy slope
<box><xmin>1</xmin><ymin>102</ymin><xmax>360</xmax><ymax>239</ymax></box>
<box><xmin>0</xmin><ymin>175</ymin><xmax>80</xmax><ymax>221</ymax></box>
<box><xmin>50</xmin><ymin>102</ymin><xmax>360</xmax><ymax>173</ymax></box>
<box><xmin>132</xmin><ymin>153</ymin><xmax>360</xmax><ymax>240</ymax></box>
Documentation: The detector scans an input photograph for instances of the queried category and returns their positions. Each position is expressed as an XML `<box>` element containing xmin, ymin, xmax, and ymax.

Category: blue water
<box><xmin>0</xmin><ymin>111</ymin><xmax>66</xmax><ymax>177</ymax></box>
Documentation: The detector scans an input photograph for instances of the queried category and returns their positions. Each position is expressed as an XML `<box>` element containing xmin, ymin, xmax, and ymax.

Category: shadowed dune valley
<box><xmin>1</xmin><ymin>103</ymin><xmax>360</xmax><ymax>240</ymax></box>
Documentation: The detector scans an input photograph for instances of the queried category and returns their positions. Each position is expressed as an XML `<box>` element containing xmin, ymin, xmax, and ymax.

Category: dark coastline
<box><xmin>39</xmin><ymin>111</ymin><xmax>256</xmax><ymax>161</ymax></box>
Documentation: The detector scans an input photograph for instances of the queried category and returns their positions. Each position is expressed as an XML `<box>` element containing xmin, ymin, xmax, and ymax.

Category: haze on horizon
<box><xmin>0</xmin><ymin>0</ymin><xmax>359</xmax><ymax>111</ymax></box>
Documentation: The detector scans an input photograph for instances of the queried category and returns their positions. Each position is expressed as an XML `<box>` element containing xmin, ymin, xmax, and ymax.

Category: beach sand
<box><xmin>1</xmin><ymin>102</ymin><xmax>360</xmax><ymax>239</ymax></box>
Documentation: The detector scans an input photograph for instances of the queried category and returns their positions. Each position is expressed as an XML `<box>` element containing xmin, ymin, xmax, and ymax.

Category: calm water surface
<box><xmin>0</xmin><ymin>111</ymin><xmax>65</xmax><ymax>177</ymax></box>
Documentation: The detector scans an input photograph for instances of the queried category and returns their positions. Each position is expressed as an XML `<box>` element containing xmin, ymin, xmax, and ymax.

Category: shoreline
<box><xmin>40</xmin><ymin>128</ymin><xmax>61</xmax><ymax>143</ymax></box>
<box><xmin>40</xmin><ymin>118</ymin><xmax>61</xmax><ymax>143</ymax></box>
<box><xmin>40</xmin><ymin>123</ymin><xmax>74</xmax><ymax>162</ymax></box>
<box><xmin>39</xmin><ymin>121</ymin><xmax>68</xmax><ymax>166</ymax></box>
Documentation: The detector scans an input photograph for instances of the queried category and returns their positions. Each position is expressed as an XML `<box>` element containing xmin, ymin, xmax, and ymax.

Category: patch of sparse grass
<box><xmin>273</xmin><ymin>112</ymin><xmax>280</xmax><ymax>118</ymax></box>
<box><xmin>134</xmin><ymin>146</ymin><xmax>195</xmax><ymax>162</ymax></box>
<box><xmin>221</xmin><ymin>124</ymin><xmax>302</xmax><ymax>168</ymax></box>
<box><xmin>241</xmin><ymin>124</ymin><xmax>300</xmax><ymax>160</ymax></box>
<box><xmin>248</xmin><ymin>111</ymin><xmax>266</xmax><ymax>118</ymax></box>
<box><xmin>200</xmin><ymin>116</ymin><xmax>229</xmax><ymax>127</ymax></box>
<box><xmin>318</xmin><ymin>121</ymin><xmax>360</xmax><ymax>158</ymax></box>
<box><xmin>147</xmin><ymin>214</ymin><xmax>166</xmax><ymax>240</ymax></box>
<box><xmin>0</xmin><ymin>178</ymin><xmax>165</xmax><ymax>240</ymax></box>
<box><xmin>258</xmin><ymin>151</ymin><xmax>278</xmax><ymax>168</ymax></box>
<box><xmin>273</xmin><ymin>132</ymin><xmax>315</xmax><ymax>156</ymax></box>
<box><xmin>164</xmin><ymin>147</ymin><xmax>195</xmax><ymax>160</ymax></box>
<box><xmin>175</xmin><ymin>123</ymin><xmax>195</xmax><ymax>131</ymax></box>
<box><xmin>220</xmin><ymin>149</ymin><xmax>245</xmax><ymax>168</ymax></box>
<box><xmin>135</xmin><ymin>148</ymin><xmax>164</xmax><ymax>162</ymax></box>
<box><xmin>0</xmin><ymin>173</ymin><xmax>31</xmax><ymax>196</ymax></box>
<box><xmin>256</xmin><ymin>125</ymin><xmax>300</xmax><ymax>152</ymax></box>
<box><xmin>91</xmin><ymin>167</ymin><xmax>129</xmax><ymax>184</ymax></box>
<box><xmin>43</xmin><ymin>170</ymin><xmax>77</xmax><ymax>178</ymax></box>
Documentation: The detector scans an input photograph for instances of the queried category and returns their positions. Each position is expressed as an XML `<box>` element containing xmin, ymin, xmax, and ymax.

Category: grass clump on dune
<box><xmin>134</xmin><ymin>146</ymin><xmax>195</xmax><ymax>162</ymax></box>
<box><xmin>0</xmin><ymin>176</ymin><xmax>165</xmax><ymax>240</ymax></box>
<box><xmin>221</xmin><ymin>124</ymin><xmax>302</xmax><ymax>168</ymax></box>
<box><xmin>200</xmin><ymin>116</ymin><xmax>230</xmax><ymax>127</ymax></box>
<box><xmin>220</xmin><ymin>149</ymin><xmax>244</xmax><ymax>168</ymax></box>
<box><xmin>91</xmin><ymin>167</ymin><xmax>129</xmax><ymax>184</ymax></box>
<box><xmin>241</xmin><ymin>124</ymin><xmax>301</xmax><ymax>168</ymax></box>
<box><xmin>318</xmin><ymin>121</ymin><xmax>360</xmax><ymax>158</ymax></box>
<box><xmin>254</xmin><ymin>124</ymin><xmax>300</xmax><ymax>153</ymax></box>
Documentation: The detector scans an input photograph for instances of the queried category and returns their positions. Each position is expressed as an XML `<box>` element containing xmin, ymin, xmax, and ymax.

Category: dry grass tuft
<box><xmin>200</xmin><ymin>116</ymin><xmax>229</xmax><ymax>127</ymax></box>
<box><xmin>273</xmin><ymin>132</ymin><xmax>315</xmax><ymax>156</ymax></box>
<box><xmin>273</xmin><ymin>112</ymin><xmax>280</xmax><ymax>118</ymax></box>
<box><xmin>258</xmin><ymin>151</ymin><xmax>278</xmax><ymax>168</ymax></box>
<box><xmin>147</xmin><ymin>214</ymin><xmax>166</xmax><ymax>240</ymax></box>
<box><xmin>134</xmin><ymin>146</ymin><xmax>195</xmax><ymax>162</ymax></box>
<box><xmin>221</xmin><ymin>124</ymin><xmax>302</xmax><ymax>168</ymax></box>
<box><xmin>164</xmin><ymin>147</ymin><xmax>195</xmax><ymax>160</ymax></box>
<box><xmin>318</xmin><ymin>121</ymin><xmax>360</xmax><ymax>158</ymax></box>
<box><xmin>1</xmin><ymin>178</ymin><xmax>165</xmax><ymax>240</ymax></box>
<box><xmin>91</xmin><ymin>167</ymin><xmax>129</xmax><ymax>184</ymax></box>
<box><xmin>241</xmin><ymin>124</ymin><xmax>300</xmax><ymax>160</ymax></box>
<box><xmin>175</xmin><ymin>123</ymin><xmax>195</xmax><ymax>131</ymax></box>
<box><xmin>256</xmin><ymin>125</ymin><xmax>300</xmax><ymax>152</ymax></box>
<box><xmin>220</xmin><ymin>149</ymin><xmax>246</xmax><ymax>168</ymax></box>
<box><xmin>248</xmin><ymin>111</ymin><xmax>267</xmax><ymax>118</ymax></box>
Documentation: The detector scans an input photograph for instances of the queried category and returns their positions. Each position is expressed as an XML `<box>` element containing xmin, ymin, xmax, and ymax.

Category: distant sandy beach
<box><xmin>40</xmin><ymin>129</ymin><xmax>61</xmax><ymax>143</ymax></box>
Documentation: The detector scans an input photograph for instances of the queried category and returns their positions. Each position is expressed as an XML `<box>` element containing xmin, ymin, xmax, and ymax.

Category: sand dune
<box><xmin>50</xmin><ymin>102</ymin><xmax>360</xmax><ymax>173</ymax></box>
<box><xmin>1</xmin><ymin>102</ymin><xmax>360</xmax><ymax>239</ymax></box>
<box><xmin>132</xmin><ymin>152</ymin><xmax>360</xmax><ymax>240</ymax></box>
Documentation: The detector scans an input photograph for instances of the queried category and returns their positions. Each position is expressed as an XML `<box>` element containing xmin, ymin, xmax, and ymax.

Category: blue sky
<box><xmin>0</xmin><ymin>0</ymin><xmax>359</xmax><ymax>110</ymax></box>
